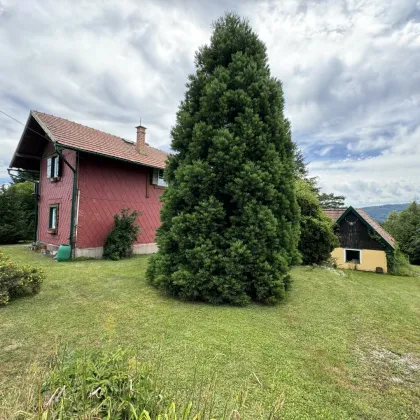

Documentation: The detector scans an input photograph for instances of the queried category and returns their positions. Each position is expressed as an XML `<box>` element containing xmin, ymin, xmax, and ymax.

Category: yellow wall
<box><xmin>331</xmin><ymin>247</ymin><xmax>388</xmax><ymax>273</ymax></box>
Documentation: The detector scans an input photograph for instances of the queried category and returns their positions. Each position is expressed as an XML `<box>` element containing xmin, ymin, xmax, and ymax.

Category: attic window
<box><xmin>122</xmin><ymin>138</ymin><xmax>134</xmax><ymax>144</ymax></box>
<box><xmin>345</xmin><ymin>249</ymin><xmax>361</xmax><ymax>264</ymax></box>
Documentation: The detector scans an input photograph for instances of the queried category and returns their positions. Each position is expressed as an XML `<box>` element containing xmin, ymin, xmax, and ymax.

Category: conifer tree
<box><xmin>296</xmin><ymin>179</ymin><xmax>339</xmax><ymax>265</ymax></box>
<box><xmin>147</xmin><ymin>14</ymin><xmax>300</xmax><ymax>305</ymax></box>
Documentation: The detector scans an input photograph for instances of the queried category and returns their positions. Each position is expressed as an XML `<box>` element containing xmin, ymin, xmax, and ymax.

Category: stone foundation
<box><xmin>74</xmin><ymin>243</ymin><xmax>158</xmax><ymax>259</ymax></box>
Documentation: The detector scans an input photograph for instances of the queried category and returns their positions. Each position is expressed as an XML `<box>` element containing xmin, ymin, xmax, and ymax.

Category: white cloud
<box><xmin>0</xmin><ymin>0</ymin><xmax>419</xmax><ymax>205</ymax></box>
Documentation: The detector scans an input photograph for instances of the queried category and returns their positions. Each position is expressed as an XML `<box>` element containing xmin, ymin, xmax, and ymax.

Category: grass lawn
<box><xmin>1</xmin><ymin>245</ymin><xmax>419</xmax><ymax>419</ymax></box>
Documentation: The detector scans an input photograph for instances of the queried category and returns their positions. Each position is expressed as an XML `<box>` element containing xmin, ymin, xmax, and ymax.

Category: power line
<box><xmin>0</xmin><ymin>109</ymin><xmax>52</xmax><ymax>143</ymax></box>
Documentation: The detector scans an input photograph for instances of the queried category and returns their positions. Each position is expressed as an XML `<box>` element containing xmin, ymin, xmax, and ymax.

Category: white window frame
<box><xmin>47</xmin><ymin>155</ymin><xmax>60</xmax><ymax>179</ymax></box>
<box><xmin>152</xmin><ymin>168</ymin><xmax>168</xmax><ymax>187</ymax></box>
<box><xmin>344</xmin><ymin>248</ymin><xmax>362</xmax><ymax>264</ymax></box>
<box><xmin>49</xmin><ymin>205</ymin><xmax>58</xmax><ymax>230</ymax></box>
<box><xmin>157</xmin><ymin>169</ymin><xmax>167</xmax><ymax>187</ymax></box>
<box><xmin>53</xmin><ymin>155</ymin><xmax>60</xmax><ymax>177</ymax></box>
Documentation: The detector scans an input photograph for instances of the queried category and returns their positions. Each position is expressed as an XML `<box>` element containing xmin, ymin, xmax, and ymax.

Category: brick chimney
<box><xmin>136</xmin><ymin>125</ymin><xmax>146</xmax><ymax>152</ymax></box>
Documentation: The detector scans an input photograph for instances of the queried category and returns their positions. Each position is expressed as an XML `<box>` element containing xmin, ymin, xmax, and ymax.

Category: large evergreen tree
<box><xmin>147</xmin><ymin>14</ymin><xmax>300</xmax><ymax>305</ymax></box>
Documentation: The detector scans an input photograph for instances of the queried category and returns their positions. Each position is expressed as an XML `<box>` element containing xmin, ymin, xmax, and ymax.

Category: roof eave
<box><xmin>9</xmin><ymin>111</ymin><xmax>32</xmax><ymax>169</ymax></box>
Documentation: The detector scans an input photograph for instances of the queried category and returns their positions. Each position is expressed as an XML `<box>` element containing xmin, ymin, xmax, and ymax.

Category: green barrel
<box><xmin>57</xmin><ymin>244</ymin><xmax>72</xmax><ymax>262</ymax></box>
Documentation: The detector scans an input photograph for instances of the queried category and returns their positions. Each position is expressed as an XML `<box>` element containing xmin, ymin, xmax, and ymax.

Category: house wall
<box><xmin>38</xmin><ymin>142</ymin><xmax>76</xmax><ymax>250</ymax></box>
<box><xmin>331</xmin><ymin>247</ymin><xmax>388</xmax><ymax>273</ymax></box>
<box><xmin>75</xmin><ymin>153</ymin><xmax>164</xmax><ymax>257</ymax></box>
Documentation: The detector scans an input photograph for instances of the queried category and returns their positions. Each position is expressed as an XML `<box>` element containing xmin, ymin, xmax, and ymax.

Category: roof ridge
<box><xmin>32</xmin><ymin>110</ymin><xmax>138</xmax><ymax>145</ymax></box>
<box><xmin>30</xmin><ymin>110</ymin><xmax>168</xmax><ymax>170</ymax></box>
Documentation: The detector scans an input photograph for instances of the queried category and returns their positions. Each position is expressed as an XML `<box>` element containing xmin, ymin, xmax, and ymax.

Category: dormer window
<box><xmin>46</xmin><ymin>155</ymin><xmax>61</xmax><ymax>179</ymax></box>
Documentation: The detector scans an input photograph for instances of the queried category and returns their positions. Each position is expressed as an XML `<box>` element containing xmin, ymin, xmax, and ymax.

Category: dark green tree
<box><xmin>292</xmin><ymin>145</ymin><xmax>345</xmax><ymax>209</ymax></box>
<box><xmin>383</xmin><ymin>201</ymin><xmax>420</xmax><ymax>265</ymax></box>
<box><xmin>318</xmin><ymin>192</ymin><xmax>345</xmax><ymax>209</ymax></box>
<box><xmin>296</xmin><ymin>179</ymin><xmax>339</xmax><ymax>265</ymax></box>
<box><xmin>8</xmin><ymin>170</ymin><xmax>39</xmax><ymax>184</ymax></box>
<box><xmin>0</xmin><ymin>182</ymin><xmax>36</xmax><ymax>244</ymax></box>
<box><xmin>147</xmin><ymin>14</ymin><xmax>300</xmax><ymax>305</ymax></box>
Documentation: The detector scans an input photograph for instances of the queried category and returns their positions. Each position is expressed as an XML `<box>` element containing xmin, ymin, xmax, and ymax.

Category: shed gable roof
<box><xmin>11</xmin><ymin>111</ymin><xmax>168</xmax><ymax>170</ymax></box>
<box><xmin>323</xmin><ymin>206</ymin><xmax>395</xmax><ymax>249</ymax></box>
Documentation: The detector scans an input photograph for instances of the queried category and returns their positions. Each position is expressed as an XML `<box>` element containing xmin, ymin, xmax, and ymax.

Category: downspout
<box><xmin>54</xmin><ymin>144</ymin><xmax>77</xmax><ymax>257</ymax></box>
<box><xmin>33</xmin><ymin>188</ymin><xmax>39</xmax><ymax>242</ymax></box>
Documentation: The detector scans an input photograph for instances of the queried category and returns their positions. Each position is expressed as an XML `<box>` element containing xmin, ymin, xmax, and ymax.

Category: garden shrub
<box><xmin>387</xmin><ymin>248</ymin><xmax>418</xmax><ymax>277</ymax></box>
<box><xmin>4</xmin><ymin>347</ymin><xmax>284</xmax><ymax>419</ymax></box>
<box><xmin>103</xmin><ymin>209</ymin><xmax>140</xmax><ymax>260</ymax></box>
<box><xmin>0</xmin><ymin>249</ymin><xmax>45</xmax><ymax>305</ymax></box>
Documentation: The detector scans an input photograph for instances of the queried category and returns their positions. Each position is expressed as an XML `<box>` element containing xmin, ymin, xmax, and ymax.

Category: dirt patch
<box><xmin>359</xmin><ymin>347</ymin><xmax>420</xmax><ymax>389</ymax></box>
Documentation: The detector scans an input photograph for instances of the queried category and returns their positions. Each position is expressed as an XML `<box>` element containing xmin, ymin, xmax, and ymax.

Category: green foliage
<box><xmin>103</xmin><ymin>209</ymin><xmax>140</xmax><ymax>260</ymax></box>
<box><xmin>12</xmin><ymin>347</ymin><xmax>283</xmax><ymax>419</ymax></box>
<box><xmin>1</xmin><ymin>246</ymin><xmax>420</xmax><ymax>419</ymax></box>
<box><xmin>383</xmin><ymin>201</ymin><xmax>420</xmax><ymax>265</ymax></box>
<box><xmin>0</xmin><ymin>249</ymin><xmax>44</xmax><ymax>305</ymax></box>
<box><xmin>9</xmin><ymin>170</ymin><xmax>39</xmax><ymax>184</ymax></box>
<box><xmin>318</xmin><ymin>192</ymin><xmax>346</xmax><ymax>209</ymax></box>
<box><xmin>296</xmin><ymin>180</ymin><xmax>339</xmax><ymax>265</ymax></box>
<box><xmin>148</xmin><ymin>14</ymin><xmax>300</xmax><ymax>305</ymax></box>
<box><xmin>0</xmin><ymin>182</ymin><xmax>35</xmax><ymax>244</ymax></box>
<box><xmin>387</xmin><ymin>248</ymin><xmax>418</xmax><ymax>277</ymax></box>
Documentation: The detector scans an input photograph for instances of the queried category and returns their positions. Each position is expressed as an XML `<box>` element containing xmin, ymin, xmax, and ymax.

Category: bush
<box><xmin>387</xmin><ymin>249</ymin><xmax>418</xmax><ymax>277</ymax></box>
<box><xmin>0</xmin><ymin>249</ymin><xmax>45</xmax><ymax>305</ymax></box>
<box><xmin>103</xmin><ymin>209</ymin><xmax>140</xmax><ymax>260</ymax></box>
<box><xmin>2</xmin><ymin>347</ymin><xmax>284</xmax><ymax>419</ymax></box>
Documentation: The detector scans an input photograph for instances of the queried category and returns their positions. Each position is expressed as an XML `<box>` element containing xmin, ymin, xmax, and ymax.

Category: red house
<box><xmin>9</xmin><ymin>111</ymin><xmax>168</xmax><ymax>258</ymax></box>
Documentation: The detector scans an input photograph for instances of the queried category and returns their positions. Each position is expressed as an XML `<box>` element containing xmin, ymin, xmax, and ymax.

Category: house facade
<box><xmin>10</xmin><ymin>111</ymin><xmax>168</xmax><ymax>258</ymax></box>
<box><xmin>324</xmin><ymin>207</ymin><xmax>395</xmax><ymax>273</ymax></box>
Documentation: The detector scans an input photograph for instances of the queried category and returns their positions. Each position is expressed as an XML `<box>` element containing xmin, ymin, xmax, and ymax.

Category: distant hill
<box><xmin>361</xmin><ymin>204</ymin><xmax>409</xmax><ymax>223</ymax></box>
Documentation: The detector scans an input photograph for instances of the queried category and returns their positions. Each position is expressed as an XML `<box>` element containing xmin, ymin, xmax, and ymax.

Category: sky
<box><xmin>0</xmin><ymin>0</ymin><xmax>419</xmax><ymax>206</ymax></box>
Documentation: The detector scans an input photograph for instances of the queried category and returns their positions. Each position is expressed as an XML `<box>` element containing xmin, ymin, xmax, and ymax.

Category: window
<box><xmin>157</xmin><ymin>169</ymin><xmax>167</xmax><ymax>187</ymax></box>
<box><xmin>46</xmin><ymin>155</ymin><xmax>61</xmax><ymax>179</ymax></box>
<box><xmin>345</xmin><ymin>249</ymin><xmax>361</xmax><ymax>264</ymax></box>
<box><xmin>49</xmin><ymin>205</ymin><xmax>58</xmax><ymax>230</ymax></box>
<box><xmin>152</xmin><ymin>168</ymin><xmax>168</xmax><ymax>187</ymax></box>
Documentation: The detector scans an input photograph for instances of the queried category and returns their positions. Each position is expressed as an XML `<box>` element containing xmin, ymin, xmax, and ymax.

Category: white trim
<box><xmin>344</xmin><ymin>248</ymin><xmax>362</xmax><ymax>264</ymax></box>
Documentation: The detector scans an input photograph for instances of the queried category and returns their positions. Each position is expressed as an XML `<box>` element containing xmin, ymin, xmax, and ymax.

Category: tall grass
<box><xmin>0</xmin><ymin>347</ymin><xmax>284</xmax><ymax>419</ymax></box>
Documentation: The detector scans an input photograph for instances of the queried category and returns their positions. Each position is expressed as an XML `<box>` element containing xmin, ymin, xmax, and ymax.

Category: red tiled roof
<box><xmin>32</xmin><ymin>111</ymin><xmax>168</xmax><ymax>169</ymax></box>
<box><xmin>323</xmin><ymin>208</ymin><xmax>347</xmax><ymax>222</ymax></box>
<box><xmin>356</xmin><ymin>209</ymin><xmax>395</xmax><ymax>249</ymax></box>
<box><xmin>323</xmin><ymin>207</ymin><xmax>395</xmax><ymax>249</ymax></box>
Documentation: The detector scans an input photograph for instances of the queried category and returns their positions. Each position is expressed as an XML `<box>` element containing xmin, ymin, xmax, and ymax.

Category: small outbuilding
<box><xmin>324</xmin><ymin>207</ymin><xmax>395</xmax><ymax>273</ymax></box>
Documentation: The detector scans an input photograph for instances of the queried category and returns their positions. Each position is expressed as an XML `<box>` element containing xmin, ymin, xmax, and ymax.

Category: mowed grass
<box><xmin>1</xmin><ymin>246</ymin><xmax>419</xmax><ymax>419</ymax></box>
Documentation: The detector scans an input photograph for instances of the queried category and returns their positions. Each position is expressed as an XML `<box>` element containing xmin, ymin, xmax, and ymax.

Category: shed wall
<box><xmin>331</xmin><ymin>248</ymin><xmax>388</xmax><ymax>273</ymax></box>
